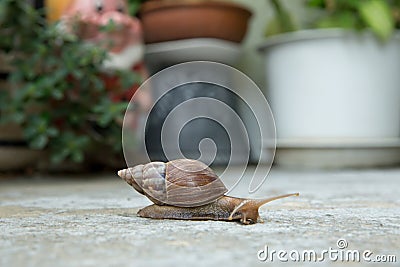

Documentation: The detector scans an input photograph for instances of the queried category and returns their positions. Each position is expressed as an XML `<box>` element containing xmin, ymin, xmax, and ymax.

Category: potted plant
<box><xmin>0</xmin><ymin>0</ymin><xmax>47</xmax><ymax>171</ymax></box>
<box><xmin>259</xmin><ymin>0</ymin><xmax>400</xmax><ymax>168</ymax></box>
<box><xmin>0</xmin><ymin>0</ymin><xmax>139</xmax><ymax>171</ymax></box>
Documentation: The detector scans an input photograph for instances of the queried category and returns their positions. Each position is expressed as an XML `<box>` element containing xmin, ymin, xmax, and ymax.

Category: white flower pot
<box><xmin>259</xmin><ymin>29</ymin><xmax>400</xmax><ymax>167</ymax></box>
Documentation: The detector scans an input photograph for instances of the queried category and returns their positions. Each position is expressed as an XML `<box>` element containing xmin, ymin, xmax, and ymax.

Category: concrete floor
<box><xmin>0</xmin><ymin>167</ymin><xmax>399</xmax><ymax>267</ymax></box>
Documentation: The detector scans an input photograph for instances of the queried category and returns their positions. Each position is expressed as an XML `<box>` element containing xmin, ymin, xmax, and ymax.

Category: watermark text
<box><xmin>257</xmin><ymin>239</ymin><xmax>397</xmax><ymax>263</ymax></box>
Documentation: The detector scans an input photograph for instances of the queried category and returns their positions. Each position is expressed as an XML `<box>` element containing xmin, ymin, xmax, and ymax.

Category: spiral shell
<box><xmin>118</xmin><ymin>159</ymin><xmax>228</xmax><ymax>207</ymax></box>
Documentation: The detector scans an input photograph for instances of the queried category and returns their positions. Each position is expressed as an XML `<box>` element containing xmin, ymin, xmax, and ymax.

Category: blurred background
<box><xmin>1</xmin><ymin>0</ymin><xmax>400</xmax><ymax>173</ymax></box>
<box><xmin>2</xmin><ymin>3</ymin><xmax>400</xmax><ymax>266</ymax></box>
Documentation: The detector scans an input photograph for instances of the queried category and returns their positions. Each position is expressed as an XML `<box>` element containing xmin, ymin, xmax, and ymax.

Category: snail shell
<box><xmin>118</xmin><ymin>159</ymin><xmax>228</xmax><ymax>207</ymax></box>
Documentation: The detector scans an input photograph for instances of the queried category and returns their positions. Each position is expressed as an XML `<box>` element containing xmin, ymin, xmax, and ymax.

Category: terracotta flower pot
<box><xmin>138</xmin><ymin>0</ymin><xmax>252</xmax><ymax>44</ymax></box>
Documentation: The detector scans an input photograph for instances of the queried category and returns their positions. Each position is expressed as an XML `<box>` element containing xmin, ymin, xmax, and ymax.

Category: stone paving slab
<box><xmin>0</xmin><ymin>168</ymin><xmax>399</xmax><ymax>267</ymax></box>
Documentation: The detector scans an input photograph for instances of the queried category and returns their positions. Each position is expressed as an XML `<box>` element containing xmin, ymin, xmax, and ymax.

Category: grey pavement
<box><xmin>0</xmin><ymin>167</ymin><xmax>399</xmax><ymax>267</ymax></box>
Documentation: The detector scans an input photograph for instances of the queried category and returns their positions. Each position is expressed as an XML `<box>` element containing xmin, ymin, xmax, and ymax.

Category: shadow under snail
<box><xmin>118</xmin><ymin>159</ymin><xmax>299</xmax><ymax>225</ymax></box>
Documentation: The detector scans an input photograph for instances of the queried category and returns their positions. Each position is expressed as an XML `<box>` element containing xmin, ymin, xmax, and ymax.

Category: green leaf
<box><xmin>30</xmin><ymin>135</ymin><xmax>48</xmax><ymax>150</ymax></box>
<box><xmin>47</xmin><ymin>127</ymin><xmax>59</xmax><ymax>137</ymax></box>
<box><xmin>265</xmin><ymin>0</ymin><xmax>297</xmax><ymax>36</ymax></box>
<box><xmin>71</xmin><ymin>69</ymin><xmax>84</xmax><ymax>80</ymax></box>
<box><xmin>110</xmin><ymin>102</ymin><xmax>129</xmax><ymax>114</ymax></box>
<box><xmin>51</xmin><ymin>89</ymin><xmax>64</xmax><ymax>100</ymax></box>
<box><xmin>50</xmin><ymin>149</ymin><xmax>69</xmax><ymax>164</ymax></box>
<box><xmin>99</xmin><ymin>20</ymin><xmax>118</xmax><ymax>32</ymax></box>
<box><xmin>11</xmin><ymin>112</ymin><xmax>25</xmax><ymax>124</ymax></box>
<box><xmin>359</xmin><ymin>0</ymin><xmax>394</xmax><ymax>40</ymax></box>
<box><xmin>71</xmin><ymin>150</ymin><xmax>84</xmax><ymax>163</ymax></box>
<box><xmin>315</xmin><ymin>12</ymin><xmax>359</xmax><ymax>29</ymax></box>
<box><xmin>307</xmin><ymin>0</ymin><xmax>325</xmax><ymax>8</ymax></box>
<box><xmin>98</xmin><ymin>113</ymin><xmax>113</xmax><ymax>127</ymax></box>
<box><xmin>91</xmin><ymin>76</ymin><xmax>105</xmax><ymax>91</ymax></box>
<box><xmin>128</xmin><ymin>0</ymin><xmax>142</xmax><ymax>16</ymax></box>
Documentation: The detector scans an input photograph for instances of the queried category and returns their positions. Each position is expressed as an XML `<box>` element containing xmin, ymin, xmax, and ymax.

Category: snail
<box><xmin>118</xmin><ymin>159</ymin><xmax>299</xmax><ymax>225</ymax></box>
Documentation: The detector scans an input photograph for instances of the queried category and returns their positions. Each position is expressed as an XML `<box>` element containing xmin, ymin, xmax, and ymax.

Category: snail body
<box><xmin>118</xmin><ymin>159</ymin><xmax>298</xmax><ymax>225</ymax></box>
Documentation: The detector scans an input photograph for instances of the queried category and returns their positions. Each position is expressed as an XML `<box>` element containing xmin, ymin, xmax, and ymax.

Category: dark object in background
<box><xmin>145</xmin><ymin>82</ymin><xmax>252</xmax><ymax>166</ymax></box>
<box><xmin>30</xmin><ymin>0</ymin><xmax>45</xmax><ymax>10</ymax></box>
